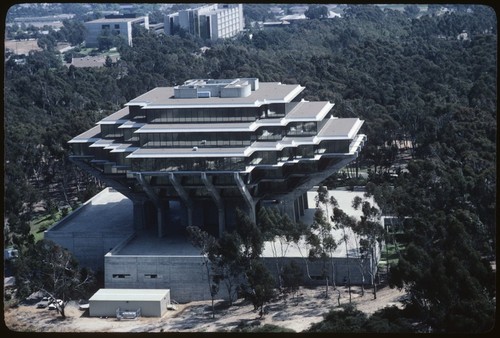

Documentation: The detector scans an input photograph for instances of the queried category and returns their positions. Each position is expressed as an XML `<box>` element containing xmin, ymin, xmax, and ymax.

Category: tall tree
<box><xmin>331</xmin><ymin>205</ymin><xmax>358</xmax><ymax>302</ymax></box>
<box><xmin>13</xmin><ymin>240</ymin><xmax>96</xmax><ymax>318</ymax></box>
<box><xmin>281</xmin><ymin>260</ymin><xmax>303</xmax><ymax>300</ymax></box>
<box><xmin>305</xmin><ymin>5</ymin><xmax>329</xmax><ymax>20</ymax></box>
<box><xmin>245</xmin><ymin>260</ymin><xmax>276</xmax><ymax>318</ymax></box>
<box><xmin>186</xmin><ymin>226</ymin><xmax>219</xmax><ymax>319</ymax></box>
<box><xmin>352</xmin><ymin>197</ymin><xmax>385</xmax><ymax>299</ymax></box>
<box><xmin>257</xmin><ymin>207</ymin><xmax>304</xmax><ymax>290</ymax></box>
<box><xmin>307</xmin><ymin>208</ymin><xmax>337</xmax><ymax>298</ymax></box>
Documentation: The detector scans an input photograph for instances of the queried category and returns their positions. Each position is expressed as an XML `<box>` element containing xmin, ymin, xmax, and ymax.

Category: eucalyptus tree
<box><xmin>352</xmin><ymin>196</ymin><xmax>385</xmax><ymax>299</ymax></box>
<box><xmin>186</xmin><ymin>226</ymin><xmax>219</xmax><ymax>318</ymax></box>
<box><xmin>281</xmin><ymin>260</ymin><xmax>303</xmax><ymax>300</ymax></box>
<box><xmin>257</xmin><ymin>207</ymin><xmax>304</xmax><ymax>290</ymax></box>
<box><xmin>330</xmin><ymin>204</ymin><xmax>358</xmax><ymax>303</ymax></box>
<box><xmin>187</xmin><ymin>225</ymin><xmax>242</xmax><ymax>307</ymax></box>
<box><xmin>307</xmin><ymin>208</ymin><xmax>337</xmax><ymax>298</ymax></box>
<box><xmin>13</xmin><ymin>239</ymin><xmax>96</xmax><ymax>318</ymax></box>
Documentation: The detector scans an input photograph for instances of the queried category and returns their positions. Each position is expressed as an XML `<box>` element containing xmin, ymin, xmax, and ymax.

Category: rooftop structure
<box><xmin>84</xmin><ymin>14</ymin><xmax>149</xmax><ymax>47</ymax></box>
<box><xmin>165</xmin><ymin>4</ymin><xmax>244</xmax><ymax>40</ymax></box>
<box><xmin>69</xmin><ymin>78</ymin><xmax>365</xmax><ymax>239</ymax></box>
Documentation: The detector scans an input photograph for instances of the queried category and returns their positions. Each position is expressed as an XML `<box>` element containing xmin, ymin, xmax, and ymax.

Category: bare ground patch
<box><xmin>4</xmin><ymin>285</ymin><xmax>405</xmax><ymax>333</ymax></box>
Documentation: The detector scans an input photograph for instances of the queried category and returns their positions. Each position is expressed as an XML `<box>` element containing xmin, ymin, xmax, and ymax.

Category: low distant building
<box><xmin>69</xmin><ymin>55</ymin><xmax>119</xmax><ymax>68</ymax></box>
<box><xmin>279</xmin><ymin>13</ymin><xmax>307</xmax><ymax>21</ymax></box>
<box><xmin>84</xmin><ymin>14</ymin><xmax>149</xmax><ymax>48</ymax></box>
<box><xmin>149</xmin><ymin>22</ymin><xmax>164</xmax><ymax>35</ymax></box>
<box><xmin>289</xmin><ymin>5</ymin><xmax>309</xmax><ymax>14</ymax></box>
<box><xmin>269</xmin><ymin>6</ymin><xmax>285</xmax><ymax>16</ymax></box>
<box><xmin>165</xmin><ymin>4</ymin><xmax>243</xmax><ymax>40</ymax></box>
<box><xmin>12</xmin><ymin>14</ymin><xmax>74</xmax><ymax>29</ymax></box>
<box><xmin>262</xmin><ymin>21</ymin><xmax>291</xmax><ymax>29</ymax></box>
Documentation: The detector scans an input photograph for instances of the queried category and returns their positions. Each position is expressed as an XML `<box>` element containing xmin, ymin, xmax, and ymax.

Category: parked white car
<box><xmin>78</xmin><ymin>299</ymin><xmax>89</xmax><ymax>310</ymax></box>
<box><xmin>47</xmin><ymin>299</ymin><xmax>63</xmax><ymax>310</ymax></box>
<box><xmin>36</xmin><ymin>296</ymin><xmax>51</xmax><ymax>308</ymax></box>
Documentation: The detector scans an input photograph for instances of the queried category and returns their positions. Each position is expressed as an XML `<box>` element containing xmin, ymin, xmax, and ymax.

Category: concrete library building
<box><xmin>46</xmin><ymin>78</ymin><xmax>376</xmax><ymax>303</ymax></box>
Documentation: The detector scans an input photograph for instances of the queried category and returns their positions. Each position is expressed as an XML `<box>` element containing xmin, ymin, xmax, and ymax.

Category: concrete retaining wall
<box><xmin>45</xmin><ymin>231</ymin><xmax>133</xmax><ymax>272</ymax></box>
<box><xmin>104</xmin><ymin>254</ymin><xmax>227</xmax><ymax>303</ymax></box>
<box><xmin>104</xmin><ymin>254</ymin><xmax>377</xmax><ymax>303</ymax></box>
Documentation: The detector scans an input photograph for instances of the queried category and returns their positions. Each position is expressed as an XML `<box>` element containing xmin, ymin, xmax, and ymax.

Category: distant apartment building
<box><xmin>165</xmin><ymin>4</ymin><xmax>243</xmax><ymax>40</ymax></box>
<box><xmin>84</xmin><ymin>14</ymin><xmax>149</xmax><ymax>48</ymax></box>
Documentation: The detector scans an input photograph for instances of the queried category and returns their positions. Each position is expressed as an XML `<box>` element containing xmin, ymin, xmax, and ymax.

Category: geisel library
<box><xmin>46</xmin><ymin>78</ymin><xmax>377</xmax><ymax>303</ymax></box>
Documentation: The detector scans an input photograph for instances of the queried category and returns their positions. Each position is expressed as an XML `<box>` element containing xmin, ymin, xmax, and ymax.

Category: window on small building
<box><xmin>145</xmin><ymin>274</ymin><xmax>158</xmax><ymax>279</ymax></box>
<box><xmin>112</xmin><ymin>274</ymin><xmax>131</xmax><ymax>279</ymax></box>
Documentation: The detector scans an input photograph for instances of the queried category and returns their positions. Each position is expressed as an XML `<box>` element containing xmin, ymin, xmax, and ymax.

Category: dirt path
<box><xmin>4</xmin><ymin>285</ymin><xmax>406</xmax><ymax>333</ymax></box>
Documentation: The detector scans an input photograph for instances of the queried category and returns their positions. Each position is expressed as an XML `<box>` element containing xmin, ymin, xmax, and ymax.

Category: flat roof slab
<box><xmin>90</xmin><ymin>288</ymin><xmax>170</xmax><ymax>302</ymax></box>
<box><xmin>261</xmin><ymin>189</ymin><xmax>376</xmax><ymax>258</ymax></box>
<box><xmin>114</xmin><ymin>233</ymin><xmax>201</xmax><ymax>256</ymax></box>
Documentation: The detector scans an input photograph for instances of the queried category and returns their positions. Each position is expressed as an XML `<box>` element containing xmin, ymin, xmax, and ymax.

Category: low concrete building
<box><xmin>103</xmin><ymin>189</ymin><xmax>380</xmax><ymax>303</ymax></box>
<box><xmin>89</xmin><ymin>288</ymin><xmax>170</xmax><ymax>317</ymax></box>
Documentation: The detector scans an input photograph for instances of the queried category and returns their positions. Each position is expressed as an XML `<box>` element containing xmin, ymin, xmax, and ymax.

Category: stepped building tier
<box><xmin>69</xmin><ymin>78</ymin><xmax>366</xmax><ymax>238</ymax></box>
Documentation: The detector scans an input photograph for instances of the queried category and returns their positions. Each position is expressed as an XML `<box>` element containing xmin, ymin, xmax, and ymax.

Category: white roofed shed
<box><xmin>89</xmin><ymin>288</ymin><xmax>171</xmax><ymax>317</ymax></box>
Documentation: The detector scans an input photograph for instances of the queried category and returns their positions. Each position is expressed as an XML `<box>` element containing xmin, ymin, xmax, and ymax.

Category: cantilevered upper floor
<box><xmin>69</xmin><ymin>78</ymin><xmax>365</xmax><ymax>234</ymax></box>
<box><xmin>69</xmin><ymin>78</ymin><xmax>365</xmax><ymax>175</ymax></box>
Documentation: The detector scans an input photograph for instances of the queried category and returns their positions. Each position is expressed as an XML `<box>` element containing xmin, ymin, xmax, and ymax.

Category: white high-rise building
<box><xmin>165</xmin><ymin>4</ymin><xmax>244</xmax><ymax>40</ymax></box>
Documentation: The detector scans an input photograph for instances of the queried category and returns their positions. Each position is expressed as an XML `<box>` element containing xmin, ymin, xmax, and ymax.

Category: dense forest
<box><xmin>4</xmin><ymin>4</ymin><xmax>496</xmax><ymax>333</ymax></box>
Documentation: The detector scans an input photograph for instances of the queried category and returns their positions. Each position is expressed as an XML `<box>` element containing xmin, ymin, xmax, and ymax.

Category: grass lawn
<box><xmin>30</xmin><ymin>210</ymin><xmax>64</xmax><ymax>242</ymax></box>
<box><xmin>379</xmin><ymin>242</ymin><xmax>406</xmax><ymax>268</ymax></box>
<box><xmin>74</xmin><ymin>47</ymin><xmax>120</xmax><ymax>57</ymax></box>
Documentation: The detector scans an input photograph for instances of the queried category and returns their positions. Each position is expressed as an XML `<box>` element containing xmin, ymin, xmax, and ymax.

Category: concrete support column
<box><xmin>169</xmin><ymin>173</ymin><xmax>194</xmax><ymax>227</ymax></box>
<box><xmin>303</xmin><ymin>192</ymin><xmax>309</xmax><ymax>210</ymax></box>
<box><xmin>281</xmin><ymin>199</ymin><xmax>296</xmax><ymax>222</ymax></box>
<box><xmin>157</xmin><ymin>205</ymin><xmax>164</xmax><ymax>238</ymax></box>
<box><xmin>133</xmin><ymin>200</ymin><xmax>146</xmax><ymax>231</ymax></box>
<box><xmin>135</xmin><ymin>173</ymin><xmax>164</xmax><ymax>238</ymax></box>
<box><xmin>233</xmin><ymin>172</ymin><xmax>257</xmax><ymax>223</ymax></box>
<box><xmin>158</xmin><ymin>199</ymin><xmax>172</xmax><ymax>237</ymax></box>
<box><xmin>187</xmin><ymin>206</ymin><xmax>193</xmax><ymax>228</ymax></box>
<box><xmin>293</xmin><ymin>198</ymin><xmax>300</xmax><ymax>222</ymax></box>
<box><xmin>201</xmin><ymin>172</ymin><xmax>225</xmax><ymax>236</ymax></box>
<box><xmin>298</xmin><ymin>194</ymin><xmax>305</xmax><ymax>216</ymax></box>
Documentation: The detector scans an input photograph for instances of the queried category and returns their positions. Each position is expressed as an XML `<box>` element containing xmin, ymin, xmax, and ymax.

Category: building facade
<box><xmin>165</xmin><ymin>4</ymin><xmax>244</xmax><ymax>40</ymax></box>
<box><xmin>84</xmin><ymin>14</ymin><xmax>149</xmax><ymax>48</ymax></box>
<box><xmin>64</xmin><ymin>88</ymin><xmax>370</xmax><ymax>302</ymax></box>
<box><xmin>69</xmin><ymin>78</ymin><xmax>365</xmax><ymax>239</ymax></box>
